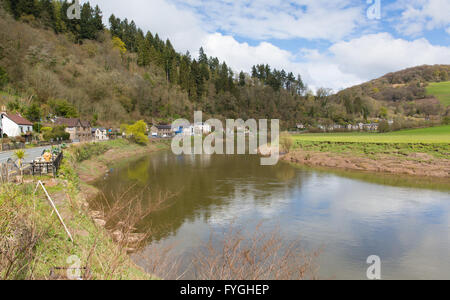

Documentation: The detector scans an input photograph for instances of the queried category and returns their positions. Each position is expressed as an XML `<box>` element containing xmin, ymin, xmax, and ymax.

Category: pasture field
<box><xmin>426</xmin><ymin>81</ymin><xmax>450</xmax><ymax>106</ymax></box>
<box><xmin>292</xmin><ymin>126</ymin><xmax>450</xmax><ymax>144</ymax></box>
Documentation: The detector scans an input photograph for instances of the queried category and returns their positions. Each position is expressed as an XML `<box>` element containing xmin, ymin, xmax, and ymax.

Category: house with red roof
<box><xmin>0</xmin><ymin>112</ymin><xmax>33</xmax><ymax>138</ymax></box>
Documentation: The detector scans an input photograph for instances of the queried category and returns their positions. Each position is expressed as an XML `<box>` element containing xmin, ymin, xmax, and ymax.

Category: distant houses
<box><xmin>296</xmin><ymin>120</ymin><xmax>394</xmax><ymax>132</ymax></box>
<box><xmin>53</xmin><ymin>118</ymin><xmax>92</xmax><ymax>142</ymax></box>
<box><xmin>150</xmin><ymin>125</ymin><xmax>173</xmax><ymax>137</ymax></box>
<box><xmin>150</xmin><ymin>122</ymin><xmax>214</xmax><ymax>138</ymax></box>
<box><xmin>0</xmin><ymin>112</ymin><xmax>34</xmax><ymax>139</ymax></box>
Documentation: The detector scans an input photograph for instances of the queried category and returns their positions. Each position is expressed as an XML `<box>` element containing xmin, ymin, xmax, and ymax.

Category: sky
<box><xmin>85</xmin><ymin>0</ymin><xmax>450</xmax><ymax>91</ymax></box>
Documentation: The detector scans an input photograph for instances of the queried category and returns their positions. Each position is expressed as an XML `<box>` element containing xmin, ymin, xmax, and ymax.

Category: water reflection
<box><xmin>95</xmin><ymin>152</ymin><xmax>450</xmax><ymax>279</ymax></box>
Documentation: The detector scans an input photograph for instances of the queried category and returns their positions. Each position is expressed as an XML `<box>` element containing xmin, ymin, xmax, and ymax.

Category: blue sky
<box><xmin>86</xmin><ymin>0</ymin><xmax>450</xmax><ymax>91</ymax></box>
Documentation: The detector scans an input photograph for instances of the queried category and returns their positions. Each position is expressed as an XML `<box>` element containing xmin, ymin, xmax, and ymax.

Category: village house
<box><xmin>194</xmin><ymin>122</ymin><xmax>212</xmax><ymax>135</ymax></box>
<box><xmin>92</xmin><ymin>127</ymin><xmax>109</xmax><ymax>141</ymax></box>
<box><xmin>150</xmin><ymin>125</ymin><xmax>173</xmax><ymax>137</ymax></box>
<box><xmin>53</xmin><ymin>118</ymin><xmax>92</xmax><ymax>142</ymax></box>
<box><xmin>0</xmin><ymin>111</ymin><xmax>34</xmax><ymax>140</ymax></box>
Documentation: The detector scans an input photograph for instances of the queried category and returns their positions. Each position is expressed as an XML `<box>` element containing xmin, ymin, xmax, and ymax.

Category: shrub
<box><xmin>123</xmin><ymin>120</ymin><xmax>148</xmax><ymax>145</ymax></box>
<box><xmin>48</xmin><ymin>99</ymin><xmax>79</xmax><ymax>118</ymax></box>
<box><xmin>42</xmin><ymin>125</ymin><xmax>70</xmax><ymax>142</ymax></box>
<box><xmin>280</xmin><ymin>133</ymin><xmax>294</xmax><ymax>153</ymax></box>
<box><xmin>33</xmin><ymin>122</ymin><xmax>42</xmax><ymax>133</ymax></box>
<box><xmin>442</xmin><ymin>117</ymin><xmax>450</xmax><ymax>125</ymax></box>
<box><xmin>73</xmin><ymin>143</ymin><xmax>111</xmax><ymax>162</ymax></box>
<box><xmin>378</xmin><ymin>120</ymin><xmax>391</xmax><ymax>133</ymax></box>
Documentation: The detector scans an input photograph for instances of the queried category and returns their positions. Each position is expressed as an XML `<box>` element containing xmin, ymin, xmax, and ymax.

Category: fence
<box><xmin>0</xmin><ymin>143</ymin><xmax>25</xmax><ymax>152</ymax></box>
<box><xmin>31</xmin><ymin>151</ymin><xmax>64</xmax><ymax>178</ymax></box>
<box><xmin>0</xmin><ymin>159</ymin><xmax>20</xmax><ymax>183</ymax></box>
<box><xmin>0</xmin><ymin>140</ymin><xmax>67</xmax><ymax>153</ymax></box>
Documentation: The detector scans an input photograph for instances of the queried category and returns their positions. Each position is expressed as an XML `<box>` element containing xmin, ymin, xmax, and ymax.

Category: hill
<box><xmin>331</xmin><ymin>65</ymin><xmax>450</xmax><ymax>124</ymax></box>
<box><xmin>0</xmin><ymin>0</ymin><xmax>448</xmax><ymax>132</ymax></box>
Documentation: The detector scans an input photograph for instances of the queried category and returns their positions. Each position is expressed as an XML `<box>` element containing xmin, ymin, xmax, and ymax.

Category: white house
<box><xmin>182</xmin><ymin>125</ymin><xmax>194</xmax><ymax>136</ymax></box>
<box><xmin>194</xmin><ymin>122</ymin><xmax>212</xmax><ymax>135</ymax></box>
<box><xmin>92</xmin><ymin>127</ymin><xmax>109</xmax><ymax>141</ymax></box>
<box><xmin>179</xmin><ymin>123</ymin><xmax>212</xmax><ymax>136</ymax></box>
<box><xmin>0</xmin><ymin>112</ymin><xmax>33</xmax><ymax>138</ymax></box>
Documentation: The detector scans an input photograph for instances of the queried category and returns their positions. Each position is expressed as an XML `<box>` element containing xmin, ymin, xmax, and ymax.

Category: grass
<box><xmin>0</xmin><ymin>139</ymin><xmax>171</xmax><ymax>280</ymax></box>
<box><xmin>292</xmin><ymin>125</ymin><xmax>450</xmax><ymax>144</ymax></box>
<box><xmin>426</xmin><ymin>81</ymin><xmax>450</xmax><ymax>106</ymax></box>
<box><xmin>290</xmin><ymin>126</ymin><xmax>450</xmax><ymax>159</ymax></box>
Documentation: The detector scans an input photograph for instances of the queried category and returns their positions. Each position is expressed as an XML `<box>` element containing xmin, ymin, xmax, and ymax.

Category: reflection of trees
<box><xmin>126</xmin><ymin>158</ymin><xmax>150</xmax><ymax>186</ymax></box>
<box><xmin>275</xmin><ymin>163</ymin><xmax>296</xmax><ymax>182</ymax></box>
<box><xmin>95</xmin><ymin>153</ymin><xmax>303</xmax><ymax>244</ymax></box>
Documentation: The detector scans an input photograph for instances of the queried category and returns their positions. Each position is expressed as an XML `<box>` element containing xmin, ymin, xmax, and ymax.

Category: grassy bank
<box><xmin>426</xmin><ymin>81</ymin><xmax>450</xmax><ymax>106</ymax></box>
<box><xmin>293</xmin><ymin>125</ymin><xmax>450</xmax><ymax>144</ymax></box>
<box><xmin>0</xmin><ymin>139</ymin><xmax>168</xmax><ymax>280</ymax></box>
<box><xmin>285</xmin><ymin>126</ymin><xmax>450</xmax><ymax>178</ymax></box>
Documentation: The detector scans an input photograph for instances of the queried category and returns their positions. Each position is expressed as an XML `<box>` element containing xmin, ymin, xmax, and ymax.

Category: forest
<box><xmin>0</xmin><ymin>0</ymin><xmax>448</xmax><ymax>131</ymax></box>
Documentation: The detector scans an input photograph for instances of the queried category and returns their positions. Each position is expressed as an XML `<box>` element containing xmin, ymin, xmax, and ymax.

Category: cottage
<box><xmin>54</xmin><ymin>118</ymin><xmax>92</xmax><ymax>142</ymax></box>
<box><xmin>297</xmin><ymin>123</ymin><xmax>306</xmax><ymax>130</ymax></box>
<box><xmin>362</xmin><ymin>123</ymin><xmax>379</xmax><ymax>131</ymax></box>
<box><xmin>0</xmin><ymin>112</ymin><xmax>33</xmax><ymax>139</ymax></box>
<box><xmin>194</xmin><ymin>122</ymin><xmax>212</xmax><ymax>135</ymax></box>
<box><xmin>150</xmin><ymin>125</ymin><xmax>173</xmax><ymax>137</ymax></box>
<box><xmin>92</xmin><ymin>127</ymin><xmax>108</xmax><ymax>141</ymax></box>
<box><xmin>181</xmin><ymin>125</ymin><xmax>195</xmax><ymax>136</ymax></box>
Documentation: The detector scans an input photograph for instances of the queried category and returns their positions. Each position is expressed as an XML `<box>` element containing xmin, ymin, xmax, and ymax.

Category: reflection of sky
<box><xmin>132</xmin><ymin>154</ymin><xmax>450</xmax><ymax>279</ymax></box>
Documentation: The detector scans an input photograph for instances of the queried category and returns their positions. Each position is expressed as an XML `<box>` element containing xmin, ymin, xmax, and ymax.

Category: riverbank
<box><xmin>283</xmin><ymin>141</ymin><xmax>450</xmax><ymax>178</ymax></box>
<box><xmin>0</xmin><ymin>139</ymin><xmax>169</xmax><ymax>279</ymax></box>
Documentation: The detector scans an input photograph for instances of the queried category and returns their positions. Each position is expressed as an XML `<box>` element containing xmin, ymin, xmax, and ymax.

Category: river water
<box><xmin>94</xmin><ymin>151</ymin><xmax>450</xmax><ymax>279</ymax></box>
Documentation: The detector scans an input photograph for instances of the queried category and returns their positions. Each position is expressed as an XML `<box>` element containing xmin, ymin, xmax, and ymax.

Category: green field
<box><xmin>292</xmin><ymin>126</ymin><xmax>450</xmax><ymax>144</ymax></box>
<box><xmin>426</xmin><ymin>81</ymin><xmax>450</xmax><ymax>106</ymax></box>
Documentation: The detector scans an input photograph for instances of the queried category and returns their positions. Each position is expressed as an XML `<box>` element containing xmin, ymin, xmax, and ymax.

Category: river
<box><xmin>94</xmin><ymin>151</ymin><xmax>450</xmax><ymax>280</ymax></box>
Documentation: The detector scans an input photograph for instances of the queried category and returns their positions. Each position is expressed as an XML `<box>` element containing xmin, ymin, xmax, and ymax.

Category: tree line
<box><xmin>2</xmin><ymin>0</ymin><xmax>104</xmax><ymax>41</ymax></box>
<box><xmin>1</xmin><ymin>0</ymin><xmax>446</xmax><ymax>130</ymax></box>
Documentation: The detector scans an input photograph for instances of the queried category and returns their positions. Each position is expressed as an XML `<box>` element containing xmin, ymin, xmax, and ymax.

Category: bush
<box><xmin>73</xmin><ymin>143</ymin><xmax>111</xmax><ymax>162</ymax></box>
<box><xmin>280</xmin><ymin>133</ymin><xmax>294</xmax><ymax>153</ymax></box>
<box><xmin>442</xmin><ymin>117</ymin><xmax>450</xmax><ymax>125</ymax></box>
<box><xmin>48</xmin><ymin>99</ymin><xmax>79</xmax><ymax>118</ymax></box>
<box><xmin>123</xmin><ymin>120</ymin><xmax>148</xmax><ymax>145</ymax></box>
<box><xmin>378</xmin><ymin>120</ymin><xmax>391</xmax><ymax>133</ymax></box>
<box><xmin>42</xmin><ymin>125</ymin><xmax>70</xmax><ymax>142</ymax></box>
<box><xmin>33</xmin><ymin>122</ymin><xmax>42</xmax><ymax>133</ymax></box>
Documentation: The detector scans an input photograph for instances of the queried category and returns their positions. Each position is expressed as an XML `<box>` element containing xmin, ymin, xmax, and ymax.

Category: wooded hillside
<box><xmin>0</xmin><ymin>0</ymin><xmax>448</xmax><ymax>130</ymax></box>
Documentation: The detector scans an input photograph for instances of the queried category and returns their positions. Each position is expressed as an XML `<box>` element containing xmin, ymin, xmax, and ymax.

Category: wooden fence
<box><xmin>0</xmin><ymin>159</ymin><xmax>20</xmax><ymax>183</ymax></box>
<box><xmin>31</xmin><ymin>151</ymin><xmax>64</xmax><ymax>178</ymax></box>
<box><xmin>0</xmin><ymin>143</ymin><xmax>25</xmax><ymax>152</ymax></box>
<box><xmin>0</xmin><ymin>151</ymin><xmax>64</xmax><ymax>184</ymax></box>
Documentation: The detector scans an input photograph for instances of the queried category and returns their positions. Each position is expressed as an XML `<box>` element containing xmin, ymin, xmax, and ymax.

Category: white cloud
<box><xmin>202</xmin><ymin>33</ymin><xmax>294</xmax><ymax>73</ymax></box>
<box><xmin>296</xmin><ymin>33</ymin><xmax>450</xmax><ymax>91</ymax></box>
<box><xmin>327</xmin><ymin>33</ymin><xmax>450</xmax><ymax>80</ymax></box>
<box><xmin>87</xmin><ymin>0</ymin><xmax>206</xmax><ymax>53</ymax></box>
<box><xmin>446</xmin><ymin>27</ymin><xmax>450</xmax><ymax>35</ymax></box>
<box><xmin>170</xmin><ymin>0</ymin><xmax>365</xmax><ymax>41</ymax></box>
<box><xmin>85</xmin><ymin>1</ymin><xmax>450</xmax><ymax>92</ymax></box>
<box><xmin>391</xmin><ymin>0</ymin><xmax>450</xmax><ymax>36</ymax></box>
